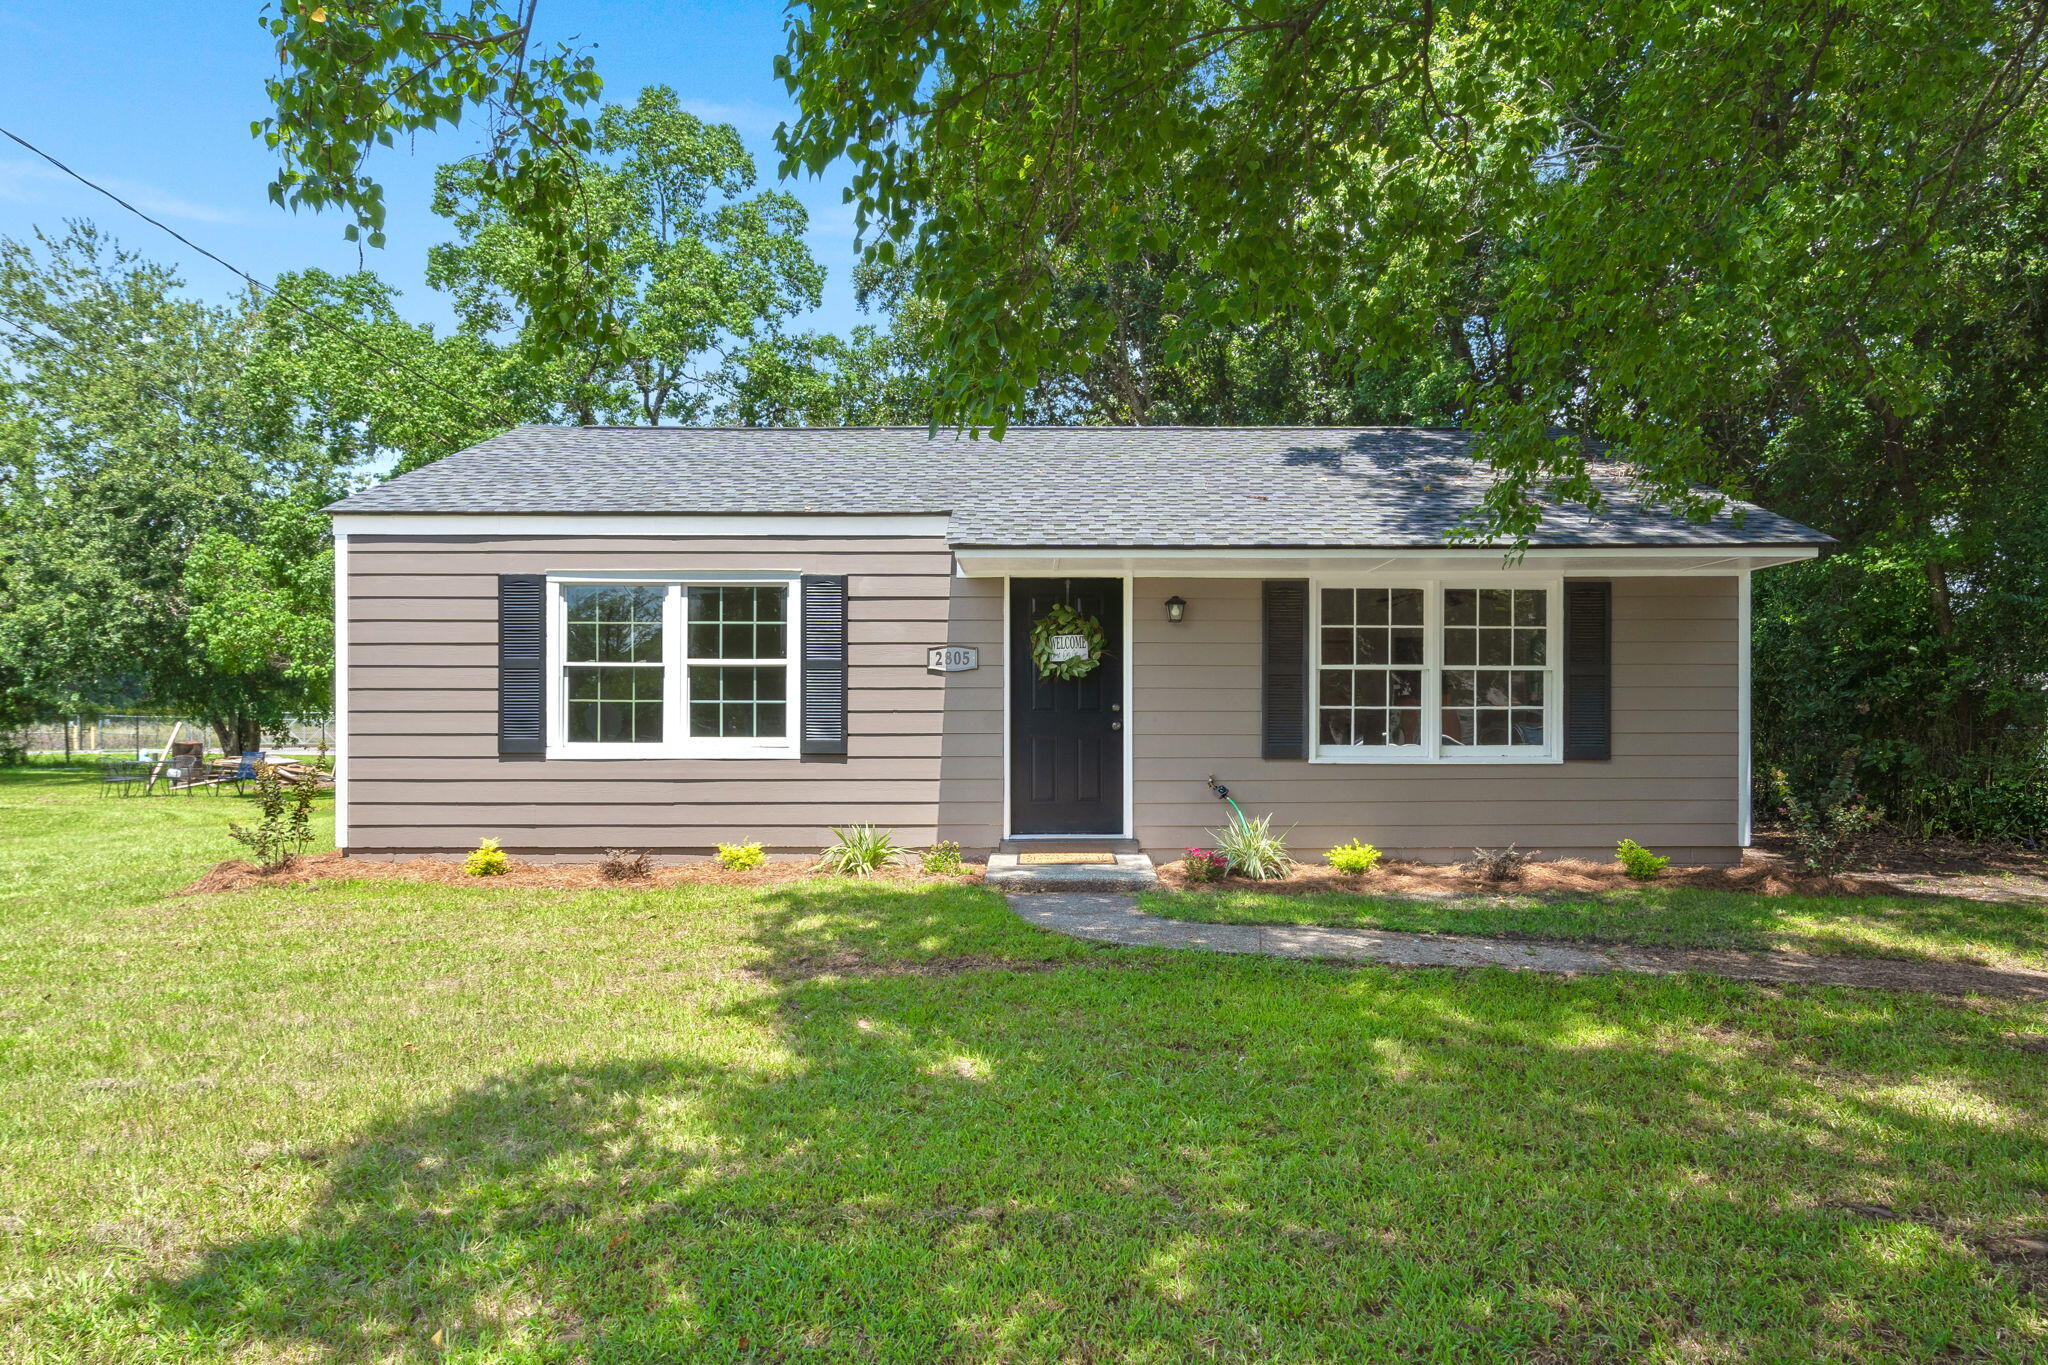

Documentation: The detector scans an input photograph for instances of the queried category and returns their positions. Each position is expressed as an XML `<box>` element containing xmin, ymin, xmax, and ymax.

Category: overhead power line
<box><xmin>0</xmin><ymin>122</ymin><xmax>520</xmax><ymax>438</ymax></box>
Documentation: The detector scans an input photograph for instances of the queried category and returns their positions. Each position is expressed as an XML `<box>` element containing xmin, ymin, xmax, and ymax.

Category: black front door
<box><xmin>1010</xmin><ymin>578</ymin><xmax>1124</xmax><ymax>835</ymax></box>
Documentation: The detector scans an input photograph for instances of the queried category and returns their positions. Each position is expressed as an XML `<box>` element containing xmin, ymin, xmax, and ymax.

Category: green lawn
<box><xmin>2</xmin><ymin>767</ymin><xmax>2045</xmax><ymax>1362</ymax></box>
<box><xmin>1144</xmin><ymin>881</ymin><xmax>2048</xmax><ymax>972</ymax></box>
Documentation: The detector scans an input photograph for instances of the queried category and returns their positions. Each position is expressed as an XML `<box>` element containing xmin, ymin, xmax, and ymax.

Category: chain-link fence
<box><xmin>6</xmin><ymin>715</ymin><xmax>334</xmax><ymax>759</ymax></box>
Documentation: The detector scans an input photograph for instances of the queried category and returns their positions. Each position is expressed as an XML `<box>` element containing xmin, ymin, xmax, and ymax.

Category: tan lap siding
<box><xmin>344</xmin><ymin>535</ymin><xmax>1002</xmax><ymax>858</ymax></box>
<box><xmin>1130</xmin><ymin>575</ymin><xmax>1741</xmax><ymax>864</ymax></box>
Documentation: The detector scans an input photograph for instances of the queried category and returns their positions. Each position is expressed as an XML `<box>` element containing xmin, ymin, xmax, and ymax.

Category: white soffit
<box><xmin>950</xmin><ymin>546</ymin><xmax>1823</xmax><ymax>578</ymax></box>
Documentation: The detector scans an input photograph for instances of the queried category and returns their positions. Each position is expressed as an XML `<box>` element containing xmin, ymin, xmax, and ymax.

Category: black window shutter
<box><xmin>1563</xmin><ymin>580</ymin><xmax>1612</xmax><ymax>761</ymax></box>
<box><xmin>801</xmin><ymin>575</ymin><xmax>849</xmax><ymax>755</ymax></box>
<box><xmin>497</xmin><ymin>574</ymin><xmax>546</xmax><ymax>755</ymax></box>
<box><xmin>1262</xmin><ymin>580</ymin><xmax>1311</xmax><ymax>759</ymax></box>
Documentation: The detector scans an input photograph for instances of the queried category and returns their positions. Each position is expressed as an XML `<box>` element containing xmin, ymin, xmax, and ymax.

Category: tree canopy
<box><xmin>427</xmin><ymin>84</ymin><xmax>826</xmax><ymax>425</ymax></box>
<box><xmin>0</xmin><ymin>225</ymin><xmax>349</xmax><ymax>748</ymax></box>
<box><xmin>43</xmin><ymin>1</ymin><xmax>2042</xmax><ymax>832</ymax></box>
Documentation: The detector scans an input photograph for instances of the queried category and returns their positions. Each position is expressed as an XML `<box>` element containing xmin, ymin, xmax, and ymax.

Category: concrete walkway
<box><xmin>1005</xmin><ymin>892</ymin><xmax>2048</xmax><ymax>1001</ymax></box>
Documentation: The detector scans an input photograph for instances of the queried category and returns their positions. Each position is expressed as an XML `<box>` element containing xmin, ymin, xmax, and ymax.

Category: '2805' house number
<box><xmin>926</xmin><ymin>646</ymin><xmax>980</xmax><ymax>673</ymax></box>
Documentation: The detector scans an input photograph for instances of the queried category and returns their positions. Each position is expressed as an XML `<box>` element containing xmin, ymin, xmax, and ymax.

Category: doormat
<box><xmin>1016</xmin><ymin>852</ymin><xmax>1117</xmax><ymax>865</ymax></box>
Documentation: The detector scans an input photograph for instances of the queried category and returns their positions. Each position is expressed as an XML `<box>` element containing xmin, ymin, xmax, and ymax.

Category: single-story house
<box><xmin>325</xmin><ymin>426</ymin><xmax>1830</xmax><ymax>866</ymax></box>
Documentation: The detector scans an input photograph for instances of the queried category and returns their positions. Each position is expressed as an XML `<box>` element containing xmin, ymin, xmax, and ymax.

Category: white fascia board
<box><xmin>952</xmin><ymin>544</ymin><xmax>1824</xmax><ymax>578</ymax></box>
<box><xmin>329</xmin><ymin>513</ymin><xmax>953</xmax><ymax>538</ymax></box>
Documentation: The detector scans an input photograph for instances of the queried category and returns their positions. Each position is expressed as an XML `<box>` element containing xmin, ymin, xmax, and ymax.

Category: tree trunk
<box><xmin>1865</xmin><ymin>392</ymin><xmax>1954</xmax><ymax>641</ymax></box>
<box><xmin>210</xmin><ymin>715</ymin><xmax>266</xmax><ymax>754</ymax></box>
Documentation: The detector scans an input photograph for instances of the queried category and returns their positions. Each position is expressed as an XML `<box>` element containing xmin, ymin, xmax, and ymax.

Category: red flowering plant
<box><xmin>1181</xmin><ymin>847</ymin><xmax>1228</xmax><ymax>883</ymax></box>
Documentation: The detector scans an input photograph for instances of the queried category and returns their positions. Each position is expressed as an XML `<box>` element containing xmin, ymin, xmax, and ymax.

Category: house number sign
<box><xmin>927</xmin><ymin>646</ymin><xmax>980</xmax><ymax>673</ymax></box>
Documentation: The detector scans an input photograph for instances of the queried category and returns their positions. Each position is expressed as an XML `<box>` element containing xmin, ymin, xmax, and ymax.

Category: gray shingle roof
<box><xmin>325</xmin><ymin>426</ymin><xmax>1831</xmax><ymax>549</ymax></box>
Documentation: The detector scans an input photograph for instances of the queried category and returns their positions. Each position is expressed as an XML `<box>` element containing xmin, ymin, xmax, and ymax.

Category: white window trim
<box><xmin>544</xmin><ymin>572</ymin><xmax>802</xmax><ymax>760</ymax></box>
<box><xmin>1307</xmin><ymin>576</ymin><xmax>1564</xmax><ymax>766</ymax></box>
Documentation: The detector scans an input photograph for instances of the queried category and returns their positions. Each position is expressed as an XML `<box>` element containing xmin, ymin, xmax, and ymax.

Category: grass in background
<box><xmin>1146</xmin><ymin>882</ymin><xmax>2048</xmax><ymax>972</ymax></box>
<box><xmin>1</xmin><ymin>768</ymin><xmax>2044</xmax><ymax>1362</ymax></box>
<box><xmin>0</xmin><ymin>763</ymin><xmax>335</xmax><ymax>917</ymax></box>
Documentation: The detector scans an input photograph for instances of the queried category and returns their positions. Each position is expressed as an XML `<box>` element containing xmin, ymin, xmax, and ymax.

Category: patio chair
<box><xmin>161</xmin><ymin>755</ymin><xmax>204</xmax><ymax>794</ymax></box>
<box><xmin>224</xmin><ymin>751</ymin><xmax>266</xmax><ymax>795</ymax></box>
<box><xmin>98</xmin><ymin>760</ymin><xmax>150</xmax><ymax>796</ymax></box>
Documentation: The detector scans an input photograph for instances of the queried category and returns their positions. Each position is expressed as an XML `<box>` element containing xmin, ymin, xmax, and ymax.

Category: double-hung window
<box><xmin>550</xmin><ymin>577</ymin><xmax>798</xmax><ymax>758</ymax></box>
<box><xmin>1313</xmin><ymin>582</ymin><xmax>1559</xmax><ymax>763</ymax></box>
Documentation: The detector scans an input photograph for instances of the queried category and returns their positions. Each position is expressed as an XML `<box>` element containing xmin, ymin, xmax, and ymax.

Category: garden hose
<box><xmin>1205</xmin><ymin>775</ymin><xmax>1248</xmax><ymax>827</ymax></box>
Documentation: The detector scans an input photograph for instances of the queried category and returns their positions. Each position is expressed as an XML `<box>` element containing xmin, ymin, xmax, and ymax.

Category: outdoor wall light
<box><xmin>1164</xmin><ymin>595</ymin><xmax>1187</xmax><ymax>624</ymax></box>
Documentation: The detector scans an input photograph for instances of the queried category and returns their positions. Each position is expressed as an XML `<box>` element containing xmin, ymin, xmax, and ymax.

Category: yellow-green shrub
<box><xmin>1616</xmin><ymin>838</ymin><xmax>1671</xmax><ymax>881</ymax></box>
<box><xmin>1325</xmin><ymin>839</ymin><xmax>1383</xmax><ymax>875</ymax></box>
<box><xmin>464</xmin><ymin>837</ymin><xmax>508</xmax><ymax>877</ymax></box>
<box><xmin>715</xmin><ymin>841</ymin><xmax>768</xmax><ymax>871</ymax></box>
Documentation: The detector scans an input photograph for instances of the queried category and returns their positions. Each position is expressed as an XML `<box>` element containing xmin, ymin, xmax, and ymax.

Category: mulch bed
<box><xmin>1156</xmin><ymin>855</ymin><xmax>1906</xmax><ymax>899</ymax></box>
<box><xmin>178</xmin><ymin>850</ymin><xmax>984</xmax><ymax>896</ymax></box>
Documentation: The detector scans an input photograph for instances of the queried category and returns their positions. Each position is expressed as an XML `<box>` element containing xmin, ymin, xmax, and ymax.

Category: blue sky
<box><xmin>0</xmin><ymin>1</ymin><xmax>865</xmax><ymax>336</ymax></box>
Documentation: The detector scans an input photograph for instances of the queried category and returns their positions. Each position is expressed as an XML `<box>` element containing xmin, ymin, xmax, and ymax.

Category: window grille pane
<box><xmin>687</xmin><ymin>585</ymin><xmax>789</xmax><ymax>661</ymax></box>
<box><xmin>1436</xmin><ymin>588</ymin><xmax>1548</xmax><ymax>749</ymax></box>
<box><xmin>1314</xmin><ymin>590</ymin><xmax>1429</xmax><ymax>750</ymax></box>
<box><xmin>687</xmin><ymin>665</ymin><xmax>789</xmax><ymax>739</ymax></box>
<box><xmin>564</xmin><ymin>585</ymin><xmax>664</xmax><ymax>663</ymax></box>
<box><xmin>565</xmin><ymin>664</ymin><xmax>663</xmax><ymax>743</ymax></box>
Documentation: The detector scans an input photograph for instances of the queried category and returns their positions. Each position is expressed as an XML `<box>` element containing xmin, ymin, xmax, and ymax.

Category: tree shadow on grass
<box><xmin>1170</xmin><ymin>881</ymin><xmax>2048</xmax><ymax>971</ymax></box>
<box><xmin>143</xmin><ymin>883</ymin><xmax>2048</xmax><ymax>1362</ymax></box>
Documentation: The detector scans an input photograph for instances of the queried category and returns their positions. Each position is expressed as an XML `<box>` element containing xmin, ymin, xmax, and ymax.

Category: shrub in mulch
<box><xmin>178</xmin><ymin>850</ymin><xmax>984</xmax><ymax>896</ymax></box>
<box><xmin>1155</xmin><ymin>855</ymin><xmax>1902</xmax><ymax>899</ymax></box>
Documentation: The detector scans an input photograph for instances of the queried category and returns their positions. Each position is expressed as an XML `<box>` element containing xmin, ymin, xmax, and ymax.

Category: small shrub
<box><xmin>600</xmin><ymin>848</ymin><xmax>652</xmax><ymax>881</ymax></box>
<box><xmin>1180</xmin><ymin>847</ymin><xmax>1228</xmax><ymax>883</ymax></box>
<box><xmin>1461</xmin><ymin>843</ymin><xmax>1536</xmax><ymax>883</ymax></box>
<box><xmin>1210</xmin><ymin>813</ymin><xmax>1296</xmax><ymax>881</ymax></box>
<box><xmin>1771</xmin><ymin>764</ymin><xmax>1882</xmax><ymax>874</ymax></box>
<box><xmin>920</xmin><ymin>840</ymin><xmax>964</xmax><ymax>875</ymax></box>
<box><xmin>1615</xmin><ymin>838</ymin><xmax>1670</xmax><ymax>880</ymax></box>
<box><xmin>715</xmin><ymin>841</ymin><xmax>768</xmax><ymax>871</ymax></box>
<box><xmin>464</xmin><ymin>837</ymin><xmax>509</xmax><ymax>877</ymax></box>
<box><xmin>226</xmin><ymin>761</ymin><xmax>319</xmax><ymax>871</ymax></box>
<box><xmin>816</xmin><ymin>824</ymin><xmax>903</xmax><ymax>878</ymax></box>
<box><xmin>1325</xmin><ymin>839</ymin><xmax>1383</xmax><ymax>875</ymax></box>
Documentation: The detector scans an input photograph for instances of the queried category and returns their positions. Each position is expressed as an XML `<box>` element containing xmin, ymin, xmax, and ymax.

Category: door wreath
<box><xmin>1029</xmin><ymin>604</ymin><xmax>1107</xmax><ymax>681</ymax></box>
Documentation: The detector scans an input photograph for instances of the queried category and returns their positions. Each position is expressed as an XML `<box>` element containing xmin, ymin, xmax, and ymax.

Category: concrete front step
<box><xmin>985</xmin><ymin>845</ymin><xmax>1157</xmax><ymax>892</ymax></box>
<box><xmin>995</xmin><ymin>838</ymin><xmax>1141</xmax><ymax>856</ymax></box>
